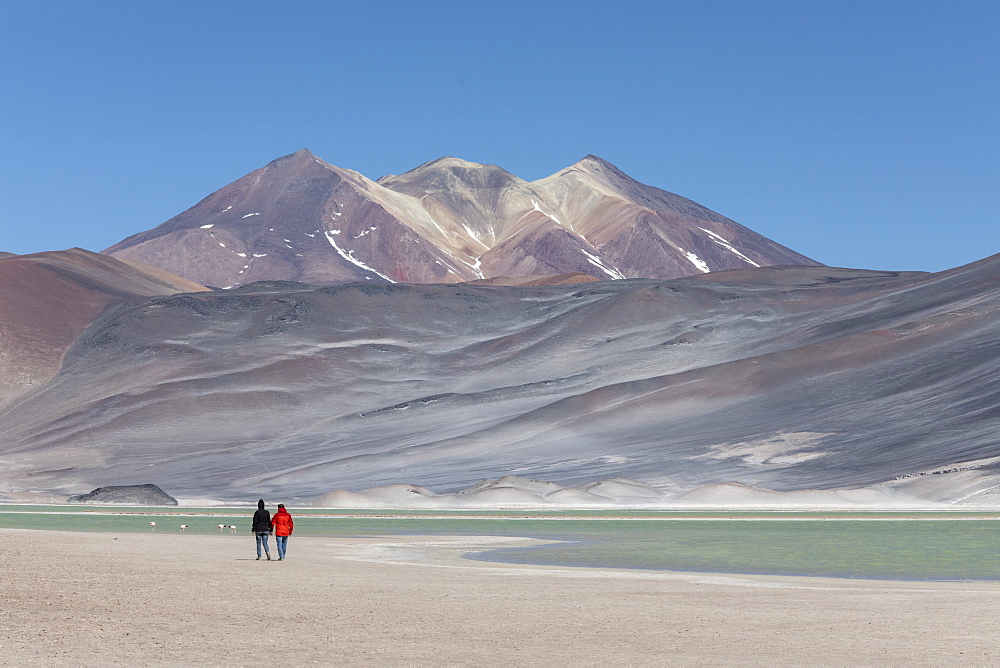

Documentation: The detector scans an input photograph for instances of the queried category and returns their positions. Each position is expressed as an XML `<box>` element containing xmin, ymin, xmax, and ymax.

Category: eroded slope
<box><xmin>1</xmin><ymin>256</ymin><xmax>995</xmax><ymax>503</ymax></box>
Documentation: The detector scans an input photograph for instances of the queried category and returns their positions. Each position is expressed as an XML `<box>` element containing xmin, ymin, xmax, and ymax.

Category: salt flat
<box><xmin>3</xmin><ymin>529</ymin><xmax>997</xmax><ymax>665</ymax></box>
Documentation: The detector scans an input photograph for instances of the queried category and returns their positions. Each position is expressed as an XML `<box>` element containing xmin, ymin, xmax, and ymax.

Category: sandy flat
<box><xmin>2</xmin><ymin>529</ymin><xmax>998</xmax><ymax>665</ymax></box>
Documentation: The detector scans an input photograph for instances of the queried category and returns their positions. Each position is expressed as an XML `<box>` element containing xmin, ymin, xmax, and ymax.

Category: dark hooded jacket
<box><xmin>251</xmin><ymin>499</ymin><xmax>272</xmax><ymax>533</ymax></box>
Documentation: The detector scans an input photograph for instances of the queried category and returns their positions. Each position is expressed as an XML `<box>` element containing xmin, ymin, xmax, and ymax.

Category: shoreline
<box><xmin>6</xmin><ymin>525</ymin><xmax>1000</xmax><ymax>586</ymax></box>
<box><xmin>6</xmin><ymin>503</ymin><xmax>1000</xmax><ymax>520</ymax></box>
<box><xmin>8</xmin><ymin>526</ymin><xmax>1000</xmax><ymax>591</ymax></box>
<box><xmin>325</xmin><ymin>531</ymin><xmax>1000</xmax><ymax>592</ymax></box>
<box><xmin>5</xmin><ymin>509</ymin><xmax>1000</xmax><ymax>583</ymax></box>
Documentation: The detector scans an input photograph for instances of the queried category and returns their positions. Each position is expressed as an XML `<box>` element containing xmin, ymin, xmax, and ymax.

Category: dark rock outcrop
<box><xmin>67</xmin><ymin>484</ymin><xmax>178</xmax><ymax>505</ymax></box>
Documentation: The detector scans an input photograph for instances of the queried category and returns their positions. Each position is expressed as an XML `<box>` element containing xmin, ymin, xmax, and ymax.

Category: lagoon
<box><xmin>2</xmin><ymin>505</ymin><xmax>998</xmax><ymax>581</ymax></box>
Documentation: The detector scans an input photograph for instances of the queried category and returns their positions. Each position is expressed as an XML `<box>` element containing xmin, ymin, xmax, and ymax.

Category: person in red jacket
<box><xmin>271</xmin><ymin>503</ymin><xmax>294</xmax><ymax>560</ymax></box>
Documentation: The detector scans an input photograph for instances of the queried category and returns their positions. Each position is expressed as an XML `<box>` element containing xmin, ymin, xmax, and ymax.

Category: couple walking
<box><xmin>251</xmin><ymin>499</ymin><xmax>293</xmax><ymax>561</ymax></box>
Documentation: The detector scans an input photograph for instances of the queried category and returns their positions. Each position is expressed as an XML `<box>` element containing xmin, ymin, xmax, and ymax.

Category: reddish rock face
<box><xmin>0</xmin><ymin>249</ymin><xmax>207</xmax><ymax>408</ymax></box>
<box><xmin>103</xmin><ymin>150</ymin><xmax>820</xmax><ymax>288</ymax></box>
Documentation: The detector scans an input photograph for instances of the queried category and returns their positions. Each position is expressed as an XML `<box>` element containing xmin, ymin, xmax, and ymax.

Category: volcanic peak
<box><xmin>102</xmin><ymin>150</ymin><xmax>822</xmax><ymax>287</ymax></box>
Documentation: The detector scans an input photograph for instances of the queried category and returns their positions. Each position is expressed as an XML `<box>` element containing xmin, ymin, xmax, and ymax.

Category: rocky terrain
<box><xmin>103</xmin><ymin>150</ymin><xmax>819</xmax><ymax>288</ymax></box>
<box><xmin>67</xmin><ymin>483</ymin><xmax>178</xmax><ymax>505</ymax></box>
<box><xmin>0</xmin><ymin>252</ymin><xmax>996</xmax><ymax>505</ymax></box>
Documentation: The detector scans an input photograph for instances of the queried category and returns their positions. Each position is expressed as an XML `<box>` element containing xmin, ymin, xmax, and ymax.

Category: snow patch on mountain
<box><xmin>462</xmin><ymin>224</ymin><xmax>489</xmax><ymax>249</ymax></box>
<box><xmin>699</xmin><ymin>227</ymin><xmax>761</xmax><ymax>267</ymax></box>
<box><xmin>531</xmin><ymin>199</ymin><xmax>564</xmax><ymax>227</ymax></box>
<box><xmin>324</xmin><ymin>229</ymin><xmax>395</xmax><ymax>283</ymax></box>
<box><xmin>424</xmin><ymin>213</ymin><xmax>446</xmax><ymax>235</ymax></box>
<box><xmin>679</xmin><ymin>247</ymin><xmax>710</xmax><ymax>273</ymax></box>
<box><xmin>581</xmin><ymin>249</ymin><xmax>625</xmax><ymax>280</ymax></box>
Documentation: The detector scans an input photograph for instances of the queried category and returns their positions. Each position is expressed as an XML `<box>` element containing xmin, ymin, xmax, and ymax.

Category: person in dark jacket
<box><xmin>271</xmin><ymin>503</ymin><xmax>294</xmax><ymax>561</ymax></box>
<box><xmin>251</xmin><ymin>499</ymin><xmax>272</xmax><ymax>561</ymax></box>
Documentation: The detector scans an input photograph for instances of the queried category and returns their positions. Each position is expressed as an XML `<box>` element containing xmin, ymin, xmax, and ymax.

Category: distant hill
<box><xmin>0</xmin><ymin>248</ymin><xmax>207</xmax><ymax>408</ymax></box>
<box><xmin>103</xmin><ymin>150</ymin><xmax>820</xmax><ymax>288</ymax></box>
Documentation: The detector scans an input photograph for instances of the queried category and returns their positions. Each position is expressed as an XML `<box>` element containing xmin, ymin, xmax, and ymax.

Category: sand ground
<box><xmin>2</xmin><ymin>528</ymin><xmax>999</xmax><ymax>666</ymax></box>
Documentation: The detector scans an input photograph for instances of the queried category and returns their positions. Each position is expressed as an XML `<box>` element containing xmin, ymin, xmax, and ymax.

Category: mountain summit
<box><xmin>103</xmin><ymin>150</ymin><xmax>819</xmax><ymax>288</ymax></box>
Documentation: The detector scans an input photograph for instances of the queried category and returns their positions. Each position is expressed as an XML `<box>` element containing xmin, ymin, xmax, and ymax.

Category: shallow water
<box><xmin>2</xmin><ymin>505</ymin><xmax>999</xmax><ymax>580</ymax></box>
<box><xmin>467</xmin><ymin>519</ymin><xmax>1000</xmax><ymax>581</ymax></box>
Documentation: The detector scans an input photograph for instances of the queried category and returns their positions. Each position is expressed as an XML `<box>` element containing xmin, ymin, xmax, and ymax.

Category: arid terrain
<box><xmin>1</xmin><ymin>155</ymin><xmax>996</xmax><ymax>508</ymax></box>
<box><xmin>2</xmin><ymin>528</ymin><xmax>998</xmax><ymax>665</ymax></box>
<box><xmin>1</xmin><ymin>253</ymin><xmax>997</xmax><ymax>505</ymax></box>
<box><xmin>0</xmin><ymin>249</ymin><xmax>206</xmax><ymax>407</ymax></box>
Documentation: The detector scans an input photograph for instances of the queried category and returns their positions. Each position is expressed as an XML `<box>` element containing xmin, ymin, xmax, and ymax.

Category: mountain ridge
<box><xmin>103</xmin><ymin>150</ymin><xmax>820</xmax><ymax>288</ymax></box>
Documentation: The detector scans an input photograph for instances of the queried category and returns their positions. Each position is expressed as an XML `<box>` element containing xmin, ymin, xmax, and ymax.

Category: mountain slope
<box><xmin>1</xmin><ymin>254</ymin><xmax>995</xmax><ymax>504</ymax></box>
<box><xmin>103</xmin><ymin>150</ymin><xmax>821</xmax><ymax>287</ymax></box>
<box><xmin>0</xmin><ymin>249</ymin><xmax>208</xmax><ymax>408</ymax></box>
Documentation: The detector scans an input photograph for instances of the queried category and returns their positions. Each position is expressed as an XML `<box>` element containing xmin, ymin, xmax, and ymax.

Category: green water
<box><xmin>468</xmin><ymin>519</ymin><xmax>1000</xmax><ymax>581</ymax></box>
<box><xmin>2</xmin><ymin>506</ymin><xmax>999</xmax><ymax>581</ymax></box>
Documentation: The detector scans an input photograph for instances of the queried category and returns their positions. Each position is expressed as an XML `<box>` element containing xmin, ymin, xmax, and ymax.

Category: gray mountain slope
<box><xmin>0</xmin><ymin>255</ymin><xmax>996</xmax><ymax>503</ymax></box>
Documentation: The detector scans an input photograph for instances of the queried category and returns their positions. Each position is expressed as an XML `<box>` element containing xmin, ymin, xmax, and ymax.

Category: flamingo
<box><xmin>229</xmin><ymin>525</ymin><xmax>238</xmax><ymax>534</ymax></box>
<box><xmin>217</xmin><ymin>524</ymin><xmax>226</xmax><ymax>532</ymax></box>
<box><xmin>179</xmin><ymin>525</ymin><xmax>188</xmax><ymax>532</ymax></box>
<box><xmin>148</xmin><ymin>521</ymin><xmax>156</xmax><ymax>530</ymax></box>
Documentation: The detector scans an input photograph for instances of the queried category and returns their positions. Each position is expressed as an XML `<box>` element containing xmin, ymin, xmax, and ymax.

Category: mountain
<box><xmin>1</xmin><ymin>253</ymin><xmax>996</xmax><ymax>505</ymax></box>
<box><xmin>103</xmin><ymin>150</ymin><xmax>820</xmax><ymax>288</ymax></box>
<box><xmin>0</xmin><ymin>249</ymin><xmax>208</xmax><ymax>409</ymax></box>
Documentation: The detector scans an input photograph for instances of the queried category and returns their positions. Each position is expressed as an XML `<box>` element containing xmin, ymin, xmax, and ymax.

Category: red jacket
<box><xmin>271</xmin><ymin>508</ymin><xmax>294</xmax><ymax>536</ymax></box>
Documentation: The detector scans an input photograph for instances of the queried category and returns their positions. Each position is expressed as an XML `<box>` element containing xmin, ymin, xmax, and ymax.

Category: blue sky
<box><xmin>2</xmin><ymin>0</ymin><xmax>996</xmax><ymax>271</ymax></box>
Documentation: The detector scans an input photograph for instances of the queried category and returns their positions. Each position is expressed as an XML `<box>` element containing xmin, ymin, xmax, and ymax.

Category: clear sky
<box><xmin>2</xmin><ymin>0</ymin><xmax>996</xmax><ymax>272</ymax></box>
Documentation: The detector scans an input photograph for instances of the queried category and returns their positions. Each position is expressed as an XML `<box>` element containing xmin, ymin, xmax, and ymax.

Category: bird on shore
<box><xmin>229</xmin><ymin>525</ymin><xmax>238</xmax><ymax>534</ymax></box>
<box><xmin>148</xmin><ymin>522</ymin><xmax>156</xmax><ymax>530</ymax></box>
<box><xmin>179</xmin><ymin>525</ymin><xmax>188</xmax><ymax>532</ymax></box>
<box><xmin>217</xmin><ymin>524</ymin><xmax>226</xmax><ymax>532</ymax></box>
